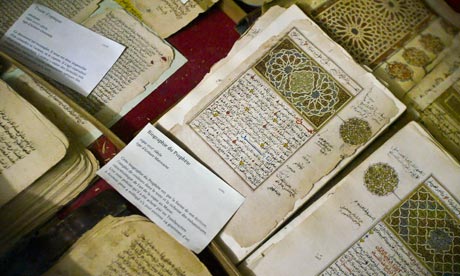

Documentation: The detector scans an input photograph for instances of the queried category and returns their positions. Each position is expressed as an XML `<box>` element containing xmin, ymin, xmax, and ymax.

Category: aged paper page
<box><xmin>117</xmin><ymin>0</ymin><xmax>218</xmax><ymax>38</ymax></box>
<box><xmin>158</xmin><ymin>5</ymin><xmax>308</xmax><ymax>130</ymax></box>
<box><xmin>45</xmin><ymin>215</ymin><xmax>212</xmax><ymax>276</ymax></box>
<box><xmin>0</xmin><ymin>0</ymin><xmax>100</xmax><ymax>36</ymax></box>
<box><xmin>0</xmin><ymin>144</ymin><xmax>98</xmax><ymax>255</ymax></box>
<box><xmin>242</xmin><ymin>122</ymin><xmax>460</xmax><ymax>276</ymax></box>
<box><xmin>158</xmin><ymin>5</ymin><xmax>405</xmax><ymax>262</ymax></box>
<box><xmin>404</xmin><ymin>43</ymin><xmax>460</xmax><ymax>161</ymax></box>
<box><xmin>56</xmin><ymin>8</ymin><xmax>173</xmax><ymax>125</ymax></box>
<box><xmin>3</xmin><ymin>71</ymin><xmax>101</xmax><ymax>146</ymax></box>
<box><xmin>373</xmin><ymin>20</ymin><xmax>459</xmax><ymax>98</ymax></box>
<box><xmin>0</xmin><ymin>79</ymin><xmax>68</xmax><ymax>207</ymax></box>
<box><xmin>265</xmin><ymin>0</ymin><xmax>459</xmax><ymax>98</ymax></box>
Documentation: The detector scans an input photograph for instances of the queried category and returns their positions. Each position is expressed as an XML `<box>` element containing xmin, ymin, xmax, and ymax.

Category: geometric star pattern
<box><xmin>314</xmin><ymin>0</ymin><xmax>432</xmax><ymax>67</ymax></box>
<box><xmin>254</xmin><ymin>37</ymin><xmax>351</xmax><ymax>128</ymax></box>
<box><xmin>384</xmin><ymin>185</ymin><xmax>460</xmax><ymax>275</ymax></box>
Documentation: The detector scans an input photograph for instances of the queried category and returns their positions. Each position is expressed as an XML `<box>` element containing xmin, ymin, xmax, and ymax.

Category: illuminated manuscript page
<box><xmin>404</xmin><ymin>43</ymin><xmax>460</xmax><ymax>161</ymax></box>
<box><xmin>0</xmin><ymin>80</ymin><xmax>68</xmax><ymax>207</ymax></box>
<box><xmin>45</xmin><ymin>215</ymin><xmax>212</xmax><ymax>276</ymax></box>
<box><xmin>241</xmin><ymin>122</ymin><xmax>460</xmax><ymax>276</ymax></box>
<box><xmin>158</xmin><ymin>5</ymin><xmax>405</xmax><ymax>262</ymax></box>
<box><xmin>263</xmin><ymin>0</ymin><xmax>459</xmax><ymax>98</ymax></box>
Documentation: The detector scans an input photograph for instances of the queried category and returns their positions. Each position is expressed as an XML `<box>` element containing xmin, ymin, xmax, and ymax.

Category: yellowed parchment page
<box><xmin>403</xmin><ymin>40</ymin><xmax>460</xmax><ymax>161</ymax></box>
<box><xmin>0</xmin><ymin>79</ymin><xmax>68</xmax><ymax>207</ymax></box>
<box><xmin>158</xmin><ymin>5</ymin><xmax>405</xmax><ymax>262</ymax></box>
<box><xmin>54</xmin><ymin>8</ymin><xmax>173</xmax><ymax>126</ymax></box>
<box><xmin>241</xmin><ymin>122</ymin><xmax>460</xmax><ymax>276</ymax></box>
<box><xmin>45</xmin><ymin>215</ymin><xmax>212</xmax><ymax>276</ymax></box>
<box><xmin>122</xmin><ymin>0</ymin><xmax>218</xmax><ymax>38</ymax></box>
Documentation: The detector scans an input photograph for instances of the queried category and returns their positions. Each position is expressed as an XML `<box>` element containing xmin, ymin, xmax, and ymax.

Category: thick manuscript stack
<box><xmin>1</xmin><ymin>0</ymin><xmax>176</xmax><ymax>145</ymax></box>
<box><xmin>158</xmin><ymin>5</ymin><xmax>405</xmax><ymax>262</ymax></box>
<box><xmin>0</xmin><ymin>79</ymin><xmax>99</xmax><ymax>255</ymax></box>
<box><xmin>1</xmin><ymin>1</ymin><xmax>459</xmax><ymax>275</ymax></box>
<box><xmin>45</xmin><ymin>215</ymin><xmax>212</xmax><ymax>276</ymax></box>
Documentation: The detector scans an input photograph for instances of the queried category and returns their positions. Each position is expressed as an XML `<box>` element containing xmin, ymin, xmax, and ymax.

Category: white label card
<box><xmin>97</xmin><ymin>124</ymin><xmax>245</xmax><ymax>253</ymax></box>
<box><xmin>0</xmin><ymin>4</ymin><xmax>125</xmax><ymax>96</ymax></box>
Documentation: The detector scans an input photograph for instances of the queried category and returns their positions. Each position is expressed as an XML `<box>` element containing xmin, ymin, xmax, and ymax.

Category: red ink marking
<box><xmin>295</xmin><ymin>118</ymin><xmax>315</xmax><ymax>134</ymax></box>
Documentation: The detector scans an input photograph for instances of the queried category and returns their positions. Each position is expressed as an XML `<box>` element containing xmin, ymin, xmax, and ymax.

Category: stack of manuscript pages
<box><xmin>0</xmin><ymin>0</ymin><xmax>175</xmax><ymax>145</ymax></box>
<box><xmin>45</xmin><ymin>215</ymin><xmax>212</xmax><ymax>276</ymax></box>
<box><xmin>0</xmin><ymin>0</ymin><xmax>218</xmax><ymax>39</ymax></box>
<box><xmin>0</xmin><ymin>79</ymin><xmax>98</xmax><ymax>255</ymax></box>
<box><xmin>157</xmin><ymin>5</ymin><xmax>406</xmax><ymax>263</ymax></box>
<box><xmin>241</xmin><ymin>122</ymin><xmax>460</xmax><ymax>275</ymax></box>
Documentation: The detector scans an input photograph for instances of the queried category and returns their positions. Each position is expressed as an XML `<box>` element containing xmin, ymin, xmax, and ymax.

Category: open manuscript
<box><xmin>45</xmin><ymin>215</ymin><xmax>212</xmax><ymax>276</ymax></box>
<box><xmin>241</xmin><ymin>122</ymin><xmax>460</xmax><ymax>276</ymax></box>
<box><xmin>0</xmin><ymin>79</ymin><xmax>99</xmax><ymax>255</ymax></box>
<box><xmin>403</xmin><ymin>44</ymin><xmax>460</xmax><ymax>161</ymax></box>
<box><xmin>0</xmin><ymin>79</ymin><xmax>68</xmax><ymax>207</ymax></box>
<box><xmin>1</xmin><ymin>0</ymin><xmax>178</xmax><ymax>145</ymax></box>
<box><xmin>157</xmin><ymin>5</ymin><xmax>406</xmax><ymax>262</ymax></box>
<box><xmin>0</xmin><ymin>0</ymin><xmax>218</xmax><ymax>39</ymax></box>
<box><xmin>263</xmin><ymin>0</ymin><xmax>460</xmax><ymax>162</ymax></box>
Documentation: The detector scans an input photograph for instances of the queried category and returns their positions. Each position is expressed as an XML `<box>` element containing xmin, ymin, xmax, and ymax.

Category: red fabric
<box><xmin>446</xmin><ymin>0</ymin><xmax>460</xmax><ymax>12</ymax></box>
<box><xmin>109</xmin><ymin>6</ymin><xmax>240</xmax><ymax>143</ymax></box>
<box><xmin>60</xmin><ymin>7</ymin><xmax>240</xmax><ymax>215</ymax></box>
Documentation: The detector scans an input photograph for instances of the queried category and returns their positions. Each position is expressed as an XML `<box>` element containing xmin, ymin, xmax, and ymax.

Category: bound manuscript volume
<box><xmin>0</xmin><ymin>79</ymin><xmax>99</xmax><ymax>255</ymax></box>
<box><xmin>158</xmin><ymin>5</ymin><xmax>405</xmax><ymax>262</ymax></box>
<box><xmin>1</xmin><ymin>0</ymin><xmax>460</xmax><ymax>275</ymax></box>
<box><xmin>241</xmin><ymin>122</ymin><xmax>460</xmax><ymax>276</ymax></box>
<box><xmin>45</xmin><ymin>215</ymin><xmax>212</xmax><ymax>276</ymax></box>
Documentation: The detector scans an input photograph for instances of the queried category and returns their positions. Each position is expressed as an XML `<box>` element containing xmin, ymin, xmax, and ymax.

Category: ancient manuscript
<box><xmin>404</xmin><ymin>44</ymin><xmax>460</xmax><ymax>161</ymax></box>
<box><xmin>0</xmin><ymin>144</ymin><xmax>99</xmax><ymax>255</ymax></box>
<box><xmin>0</xmin><ymin>79</ymin><xmax>68</xmax><ymax>207</ymax></box>
<box><xmin>264</xmin><ymin>0</ymin><xmax>459</xmax><ymax>99</ymax></box>
<box><xmin>3</xmin><ymin>72</ymin><xmax>102</xmax><ymax>146</ymax></box>
<box><xmin>45</xmin><ymin>215</ymin><xmax>212</xmax><ymax>276</ymax></box>
<box><xmin>0</xmin><ymin>0</ymin><xmax>100</xmax><ymax>36</ymax></box>
<box><xmin>0</xmin><ymin>77</ymin><xmax>99</xmax><ymax>255</ymax></box>
<box><xmin>55</xmin><ymin>7</ymin><xmax>174</xmax><ymax>125</ymax></box>
<box><xmin>113</xmin><ymin>0</ymin><xmax>219</xmax><ymax>38</ymax></box>
<box><xmin>1</xmin><ymin>1</ymin><xmax>177</xmax><ymax>129</ymax></box>
<box><xmin>242</xmin><ymin>122</ymin><xmax>460</xmax><ymax>276</ymax></box>
<box><xmin>157</xmin><ymin>5</ymin><xmax>405</xmax><ymax>262</ymax></box>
